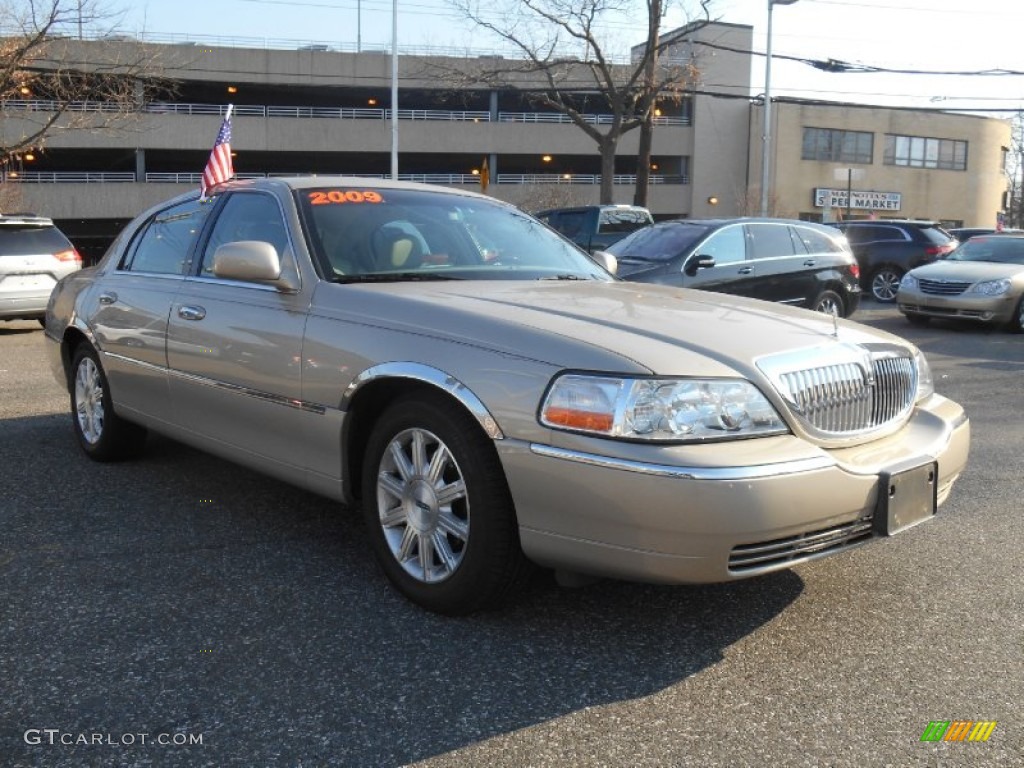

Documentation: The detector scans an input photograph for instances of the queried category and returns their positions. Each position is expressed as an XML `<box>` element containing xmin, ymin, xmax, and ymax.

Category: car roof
<box><xmin>0</xmin><ymin>213</ymin><xmax>55</xmax><ymax>227</ymax></box>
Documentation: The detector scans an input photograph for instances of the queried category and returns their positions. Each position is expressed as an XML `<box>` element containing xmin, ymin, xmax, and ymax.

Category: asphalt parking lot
<box><xmin>2</xmin><ymin>303</ymin><xmax>1022</xmax><ymax>767</ymax></box>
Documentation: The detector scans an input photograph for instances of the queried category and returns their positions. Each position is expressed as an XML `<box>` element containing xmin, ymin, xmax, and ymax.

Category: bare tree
<box><xmin>441</xmin><ymin>0</ymin><xmax>709</xmax><ymax>205</ymax></box>
<box><xmin>1</xmin><ymin>1</ymin><xmax>168</xmax><ymax>169</ymax></box>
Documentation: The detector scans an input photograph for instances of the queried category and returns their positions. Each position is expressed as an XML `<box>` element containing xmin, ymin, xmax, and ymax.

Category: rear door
<box><xmin>83</xmin><ymin>198</ymin><xmax>210</xmax><ymax>424</ymax></box>
<box><xmin>744</xmin><ymin>222</ymin><xmax>818</xmax><ymax>307</ymax></box>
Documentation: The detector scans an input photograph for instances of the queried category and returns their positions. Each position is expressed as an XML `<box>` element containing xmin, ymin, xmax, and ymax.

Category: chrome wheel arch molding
<box><xmin>341</xmin><ymin>362</ymin><xmax>504</xmax><ymax>440</ymax></box>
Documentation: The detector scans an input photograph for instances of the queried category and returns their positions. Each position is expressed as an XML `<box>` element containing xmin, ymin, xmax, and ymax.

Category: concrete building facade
<box><xmin>0</xmin><ymin>21</ymin><xmax>1011</xmax><ymax>258</ymax></box>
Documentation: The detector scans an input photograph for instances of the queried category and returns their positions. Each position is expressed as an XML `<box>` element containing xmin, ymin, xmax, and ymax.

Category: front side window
<box><xmin>200</xmin><ymin>193</ymin><xmax>289</xmax><ymax>276</ymax></box>
<box><xmin>802</xmin><ymin>128</ymin><xmax>874</xmax><ymax>163</ymax></box>
<box><xmin>121</xmin><ymin>199</ymin><xmax>211</xmax><ymax>275</ymax></box>
<box><xmin>696</xmin><ymin>225</ymin><xmax>746</xmax><ymax>264</ymax></box>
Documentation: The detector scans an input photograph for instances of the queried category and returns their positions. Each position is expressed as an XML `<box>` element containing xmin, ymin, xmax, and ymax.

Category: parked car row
<box><xmin>43</xmin><ymin>177</ymin><xmax>970</xmax><ymax>614</ymax></box>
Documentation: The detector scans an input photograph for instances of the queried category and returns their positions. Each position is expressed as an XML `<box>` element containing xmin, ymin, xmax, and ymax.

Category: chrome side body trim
<box><xmin>529</xmin><ymin>443</ymin><xmax>835</xmax><ymax>481</ymax></box>
<box><xmin>342</xmin><ymin>362</ymin><xmax>504</xmax><ymax>439</ymax></box>
<box><xmin>103</xmin><ymin>352</ymin><xmax>327</xmax><ymax>414</ymax></box>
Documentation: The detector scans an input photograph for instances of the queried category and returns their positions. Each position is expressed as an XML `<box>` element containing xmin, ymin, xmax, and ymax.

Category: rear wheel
<box><xmin>70</xmin><ymin>344</ymin><xmax>147</xmax><ymax>461</ymax></box>
<box><xmin>870</xmin><ymin>267</ymin><xmax>904</xmax><ymax>302</ymax></box>
<box><xmin>812</xmin><ymin>289</ymin><xmax>845</xmax><ymax>317</ymax></box>
<box><xmin>361</xmin><ymin>392</ymin><xmax>531</xmax><ymax>615</ymax></box>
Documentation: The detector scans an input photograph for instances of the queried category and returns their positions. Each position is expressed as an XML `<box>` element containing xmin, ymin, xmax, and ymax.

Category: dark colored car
<box><xmin>605</xmin><ymin>217</ymin><xmax>861</xmax><ymax>317</ymax></box>
<box><xmin>0</xmin><ymin>214</ymin><xmax>82</xmax><ymax>324</ymax></box>
<box><xmin>534</xmin><ymin>204</ymin><xmax>653</xmax><ymax>253</ymax></box>
<box><xmin>947</xmin><ymin>227</ymin><xmax>1023</xmax><ymax>242</ymax></box>
<box><xmin>830</xmin><ymin>220</ymin><xmax>957</xmax><ymax>303</ymax></box>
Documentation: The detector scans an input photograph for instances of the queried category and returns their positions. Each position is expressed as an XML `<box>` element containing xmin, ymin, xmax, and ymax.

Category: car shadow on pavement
<box><xmin>2</xmin><ymin>420</ymin><xmax>804</xmax><ymax>767</ymax></box>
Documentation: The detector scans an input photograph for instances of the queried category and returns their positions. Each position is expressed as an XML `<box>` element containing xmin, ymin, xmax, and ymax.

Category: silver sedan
<box><xmin>45</xmin><ymin>177</ymin><xmax>970</xmax><ymax>614</ymax></box>
<box><xmin>898</xmin><ymin>234</ymin><xmax>1024</xmax><ymax>331</ymax></box>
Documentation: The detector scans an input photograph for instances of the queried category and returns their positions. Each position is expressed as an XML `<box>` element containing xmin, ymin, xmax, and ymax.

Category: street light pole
<box><xmin>759</xmin><ymin>0</ymin><xmax>799</xmax><ymax>217</ymax></box>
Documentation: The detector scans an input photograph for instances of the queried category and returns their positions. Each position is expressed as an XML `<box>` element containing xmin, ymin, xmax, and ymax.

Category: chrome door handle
<box><xmin>803</xmin><ymin>259</ymin><xmax>816</xmax><ymax>266</ymax></box>
<box><xmin>177</xmin><ymin>305</ymin><xmax>206</xmax><ymax>321</ymax></box>
<box><xmin>737</xmin><ymin>267</ymin><xmax>754</xmax><ymax>275</ymax></box>
<box><xmin>98</xmin><ymin>292</ymin><xmax>118</xmax><ymax>305</ymax></box>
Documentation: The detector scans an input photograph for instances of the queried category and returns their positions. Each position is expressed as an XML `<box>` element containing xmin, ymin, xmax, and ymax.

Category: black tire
<box><xmin>69</xmin><ymin>344</ymin><xmax>147</xmax><ymax>461</ymax></box>
<box><xmin>812</xmin><ymin>289</ymin><xmax>845</xmax><ymax>318</ymax></box>
<box><xmin>905</xmin><ymin>313</ymin><xmax>930</xmax><ymax>327</ymax></box>
<box><xmin>870</xmin><ymin>267</ymin><xmax>904</xmax><ymax>303</ymax></box>
<box><xmin>361</xmin><ymin>392</ymin><xmax>531</xmax><ymax>615</ymax></box>
<box><xmin>1009</xmin><ymin>296</ymin><xmax>1024</xmax><ymax>334</ymax></box>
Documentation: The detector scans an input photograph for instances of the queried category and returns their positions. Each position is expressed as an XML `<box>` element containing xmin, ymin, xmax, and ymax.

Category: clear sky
<box><xmin>115</xmin><ymin>0</ymin><xmax>1022</xmax><ymax>113</ymax></box>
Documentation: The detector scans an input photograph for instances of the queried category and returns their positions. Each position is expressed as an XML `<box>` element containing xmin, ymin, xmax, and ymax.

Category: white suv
<box><xmin>0</xmin><ymin>214</ymin><xmax>82</xmax><ymax>325</ymax></box>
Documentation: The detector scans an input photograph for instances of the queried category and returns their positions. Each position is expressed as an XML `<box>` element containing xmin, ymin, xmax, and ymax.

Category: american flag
<box><xmin>201</xmin><ymin>105</ymin><xmax>234</xmax><ymax>197</ymax></box>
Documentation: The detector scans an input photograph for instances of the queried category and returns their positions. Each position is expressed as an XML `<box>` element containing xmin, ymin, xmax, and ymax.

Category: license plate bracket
<box><xmin>874</xmin><ymin>461</ymin><xmax>938</xmax><ymax>536</ymax></box>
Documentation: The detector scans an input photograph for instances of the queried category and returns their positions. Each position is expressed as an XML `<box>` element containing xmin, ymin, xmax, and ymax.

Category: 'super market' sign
<box><xmin>814</xmin><ymin>188</ymin><xmax>902</xmax><ymax>211</ymax></box>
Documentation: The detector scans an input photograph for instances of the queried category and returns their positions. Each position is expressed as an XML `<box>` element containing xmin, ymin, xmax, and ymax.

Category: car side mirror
<box><xmin>684</xmin><ymin>253</ymin><xmax>715</xmax><ymax>276</ymax></box>
<box><xmin>212</xmin><ymin>241</ymin><xmax>300</xmax><ymax>292</ymax></box>
<box><xmin>590</xmin><ymin>250</ymin><xmax>617</xmax><ymax>276</ymax></box>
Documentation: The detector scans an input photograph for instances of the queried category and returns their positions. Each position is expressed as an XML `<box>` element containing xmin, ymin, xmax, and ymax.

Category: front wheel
<box><xmin>812</xmin><ymin>289</ymin><xmax>845</xmax><ymax>317</ymax></box>
<box><xmin>1009</xmin><ymin>296</ymin><xmax>1024</xmax><ymax>334</ymax></box>
<box><xmin>870</xmin><ymin>267</ymin><xmax>904</xmax><ymax>303</ymax></box>
<box><xmin>361</xmin><ymin>392</ymin><xmax>531</xmax><ymax>615</ymax></box>
<box><xmin>70</xmin><ymin>344</ymin><xmax>147</xmax><ymax>461</ymax></box>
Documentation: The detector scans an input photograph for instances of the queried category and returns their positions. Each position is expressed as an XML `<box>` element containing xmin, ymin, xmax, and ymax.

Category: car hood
<box><xmin>321</xmin><ymin>279</ymin><xmax>899</xmax><ymax>378</ymax></box>
<box><xmin>910</xmin><ymin>260</ymin><xmax>1024</xmax><ymax>282</ymax></box>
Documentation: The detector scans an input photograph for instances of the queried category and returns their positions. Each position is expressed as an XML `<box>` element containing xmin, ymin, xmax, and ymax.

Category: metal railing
<box><xmin>498</xmin><ymin>112</ymin><xmax>691</xmax><ymax>126</ymax></box>
<box><xmin>4</xmin><ymin>171</ymin><xmax>687</xmax><ymax>186</ymax></box>
<box><xmin>3</xmin><ymin>99</ymin><xmax>689</xmax><ymax>127</ymax></box>
<box><xmin>2</xmin><ymin>171</ymin><xmax>137</xmax><ymax>183</ymax></box>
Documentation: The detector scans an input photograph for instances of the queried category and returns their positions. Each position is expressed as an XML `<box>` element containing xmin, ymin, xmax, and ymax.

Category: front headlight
<box><xmin>540</xmin><ymin>374</ymin><xmax>788</xmax><ymax>442</ymax></box>
<box><xmin>900</xmin><ymin>273</ymin><xmax>919</xmax><ymax>291</ymax></box>
<box><xmin>913</xmin><ymin>348</ymin><xmax>934</xmax><ymax>402</ymax></box>
<box><xmin>967</xmin><ymin>278</ymin><xmax>1011</xmax><ymax>296</ymax></box>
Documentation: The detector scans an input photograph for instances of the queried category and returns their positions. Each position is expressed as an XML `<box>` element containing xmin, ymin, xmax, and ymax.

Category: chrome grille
<box><xmin>760</xmin><ymin>343</ymin><xmax>918</xmax><ymax>440</ymax></box>
<box><xmin>919</xmin><ymin>278</ymin><xmax>970</xmax><ymax>296</ymax></box>
<box><xmin>729</xmin><ymin>515</ymin><xmax>874</xmax><ymax>572</ymax></box>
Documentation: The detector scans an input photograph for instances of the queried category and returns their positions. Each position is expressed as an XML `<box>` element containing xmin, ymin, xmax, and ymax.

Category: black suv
<box><xmin>606</xmin><ymin>217</ymin><xmax>861</xmax><ymax>317</ymax></box>
<box><xmin>534</xmin><ymin>205</ymin><xmax>653</xmax><ymax>253</ymax></box>
<box><xmin>830</xmin><ymin>220</ymin><xmax>957</xmax><ymax>302</ymax></box>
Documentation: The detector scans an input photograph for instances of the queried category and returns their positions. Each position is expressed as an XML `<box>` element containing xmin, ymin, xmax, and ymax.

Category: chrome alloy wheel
<box><xmin>74</xmin><ymin>355</ymin><xmax>105</xmax><ymax>445</ymax></box>
<box><xmin>376</xmin><ymin>427</ymin><xmax>470</xmax><ymax>583</ymax></box>
<box><xmin>871</xmin><ymin>268</ymin><xmax>902</xmax><ymax>302</ymax></box>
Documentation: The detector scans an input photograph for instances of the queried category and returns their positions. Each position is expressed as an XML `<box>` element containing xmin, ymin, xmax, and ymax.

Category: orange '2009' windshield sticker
<box><xmin>308</xmin><ymin>190</ymin><xmax>384</xmax><ymax>205</ymax></box>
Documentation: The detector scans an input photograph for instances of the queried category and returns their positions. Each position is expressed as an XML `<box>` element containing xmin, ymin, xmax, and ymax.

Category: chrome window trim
<box><xmin>530</xmin><ymin>444</ymin><xmax>835</xmax><ymax>481</ymax></box>
<box><xmin>342</xmin><ymin>362</ymin><xmax>504</xmax><ymax>439</ymax></box>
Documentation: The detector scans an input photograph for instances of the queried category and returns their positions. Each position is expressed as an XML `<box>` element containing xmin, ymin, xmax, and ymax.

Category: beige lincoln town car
<box><xmin>45</xmin><ymin>177</ymin><xmax>970</xmax><ymax>614</ymax></box>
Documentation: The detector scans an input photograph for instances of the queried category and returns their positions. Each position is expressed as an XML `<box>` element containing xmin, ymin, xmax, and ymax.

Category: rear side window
<box><xmin>844</xmin><ymin>225</ymin><xmax>906</xmax><ymax>244</ymax></box>
<box><xmin>121</xmin><ymin>199</ymin><xmax>211</xmax><ymax>275</ymax></box>
<box><xmin>597</xmin><ymin>208</ymin><xmax>652</xmax><ymax>235</ymax></box>
<box><xmin>918</xmin><ymin>225</ymin><xmax>955</xmax><ymax>246</ymax></box>
<box><xmin>746</xmin><ymin>223</ymin><xmax>797</xmax><ymax>259</ymax></box>
<box><xmin>547</xmin><ymin>211</ymin><xmax>588</xmax><ymax>239</ymax></box>
<box><xmin>0</xmin><ymin>226</ymin><xmax>73</xmax><ymax>256</ymax></box>
<box><xmin>793</xmin><ymin>226</ymin><xmax>844</xmax><ymax>254</ymax></box>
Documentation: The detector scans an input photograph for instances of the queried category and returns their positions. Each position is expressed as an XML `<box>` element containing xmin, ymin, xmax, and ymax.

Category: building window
<box><xmin>801</xmin><ymin>128</ymin><xmax>873</xmax><ymax>163</ymax></box>
<box><xmin>884</xmin><ymin>135</ymin><xmax>967</xmax><ymax>170</ymax></box>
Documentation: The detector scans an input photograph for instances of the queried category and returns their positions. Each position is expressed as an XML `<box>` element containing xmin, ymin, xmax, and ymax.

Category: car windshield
<box><xmin>298</xmin><ymin>187</ymin><xmax>611</xmax><ymax>282</ymax></box>
<box><xmin>606</xmin><ymin>222</ymin><xmax>714</xmax><ymax>262</ymax></box>
<box><xmin>948</xmin><ymin>237</ymin><xmax>1024</xmax><ymax>265</ymax></box>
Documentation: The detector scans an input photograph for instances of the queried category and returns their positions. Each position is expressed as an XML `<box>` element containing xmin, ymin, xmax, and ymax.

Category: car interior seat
<box><xmin>372</xmin><ymin>228</ymin><xmax>423</xmax><ymax>271</ymax></box>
